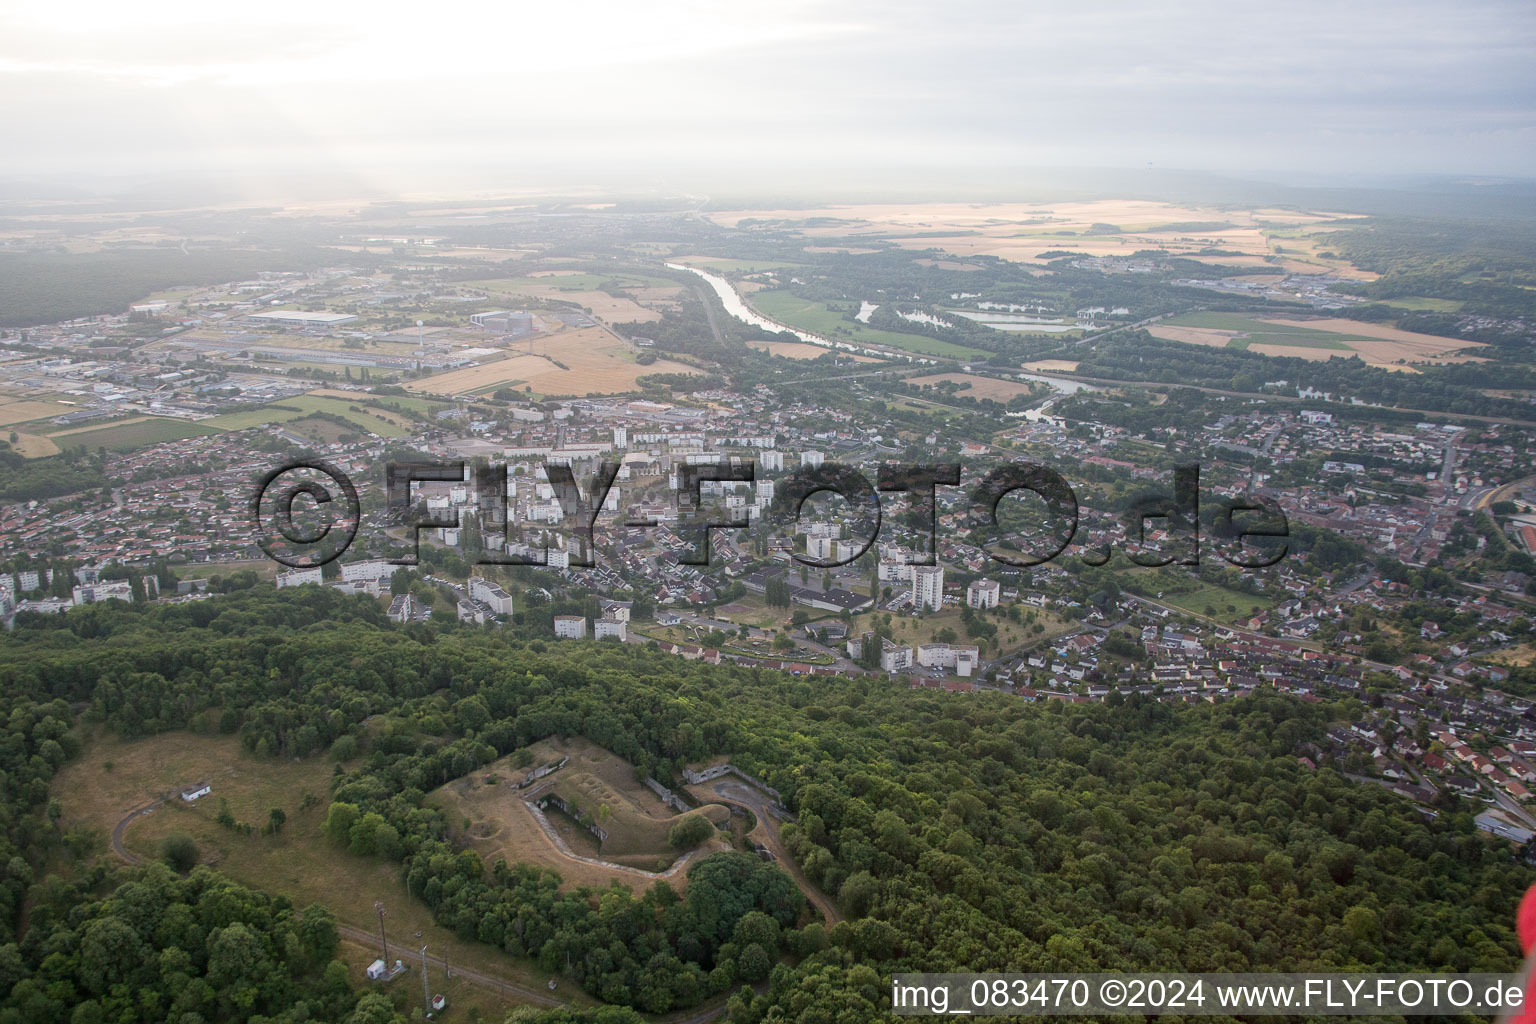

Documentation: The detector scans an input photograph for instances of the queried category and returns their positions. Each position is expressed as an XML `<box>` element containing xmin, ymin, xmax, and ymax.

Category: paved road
<box><xmin>1475</xmin><ymin>474</ymin><xmax>1536</xmax><ymax>513</ymax></box>
<box><xmin>707</xmin><ymin>780</ymin><xmax>844</xmax><ymax>929</ymax></box>
<box><xmin>110</xmin><ymin>798</ymin><xmax>162</xmax><ymax>863</ymax></box>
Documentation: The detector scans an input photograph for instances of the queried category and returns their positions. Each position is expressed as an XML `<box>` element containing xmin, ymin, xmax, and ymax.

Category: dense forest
<box><xmin>3</xmin><ymin>867</ymin><xmax>354</xmax><ymax>1024</ymax></box>
<box><xmin>1</xmin><ymin>588</ymin><xmax>1533</xmax><ymax>1023</ymax></box>
<box><xmin>0</xmin><ymin>445</ymin><xmax>106</xmax><ymax>504</ymax></box>
<box><xmin>0</xmin><ymin>246</ymin><xmax>342</xmax><ymax>329</ymax></box>
<box><xmin>1076</xmin><ymin>332</ymin><xmax>1535</xmax><ymax>420</ymax></box>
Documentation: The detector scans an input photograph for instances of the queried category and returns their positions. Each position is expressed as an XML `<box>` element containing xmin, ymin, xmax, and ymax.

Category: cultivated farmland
<box><xmin>405</xmin><ymin>327</ymin><xmax>697</xmax><ymax>397</ymax></box>
<box><xmin>1149</xmin><ymin>312</ymin><xmax>1486</xmax><ymax>370</ymax></box>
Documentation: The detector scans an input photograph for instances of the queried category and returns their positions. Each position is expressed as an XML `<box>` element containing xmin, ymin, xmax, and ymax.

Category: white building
<box><xmin>916</xmin><ymin>643</ymin><xmax>980</xmax><ymax>677</ymax></box>
<box><xmin>613</xmin><ymin>426</ymin><xmax>628</xmax><ymax>449</ymax></box>
<box><xmin>72</xmin><ymin>580</ymin><xmax>134</xmax><ymax>605</ymax></box>
<box><xmin>554</xmin><ymin>615</ymin><xmax>587</xmax><ymax>639</ymax></box>
<box><xmin>595</xmin><ymin>617</ymin><xmax>628</xmax><ymax>641</ymax></box>
<box><xmin>760</xmin><ymin>450</ymin><xmax>784</xmax><ymax>472</ymax></box>
<box><xmin>966</xmin><ymin>578</ymin><xmax>1000</xmax><ymax>609</ymax></box>
<box><xmin>342</xmin><ymin>560</ymin><xmax>400</xmax><ymax>585</ymax></box>
<box><xmin>468</xmin><ymin>576</ymin><xmax>513</xmax><ymax>615</ymax></box>
<box><xmin>276</xmin><ymin>567</ymin><xmax>324</xmax><ymax>589</ymax></box>
<box><xmin>387</xmin><ymin>593</ymin><xmax>420</xmax><ymax>624</ymax></box>
<box><xmin>801</xmin><ymin>450</ymin><xmax>824</xmax><ymax>470</ymax></box>
<box><xmin>911</xmin><ymin>565</ymin><xmax>945</xmax><ymax>612</ymax></box>
<box><xmin>880</xmin><ymin>640</ymin><xmax>914</xmax><ymax>672</ymax></box>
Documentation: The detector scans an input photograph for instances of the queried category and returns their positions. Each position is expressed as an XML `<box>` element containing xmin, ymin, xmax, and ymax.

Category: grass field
<box><xmin>52</xmin><ymin>730</ymin><xmax>590</xmax><ymax>1012</ymax></box>
<box><xmin>465</xmin><ymin>278</ymin><xmax>671</xmax><ymax>323</ymax></box>
<box><xmin>0</xmin><ymin>398</ymin><xmax>76</xmax><ymax>426</ymax></box>
<box><xmin>1157</xmin><ymin>312</ymin><xmax>1352</xmax><ymax>350</ymax></box>
<box><xmin>308</xmin><ymin>389</ymin><xmax>448</xmax><ymax>416</ymax></box>
<box><xmin>203</xmin><ymin>394</ymin><xmax>412</xmax><ymax>436</ymax></box>
<box><xmin>636</xmin><ymin>622</ymin><xmax>834</xmax><ymax>665</ymax></box>
<box><xmin>850</xmin><ymin>604</ymin><xmax>1074</xmax><ymax>660</ymax></box>
<box><xmin>405</xmin><ymin>327</ymin><xmax>697</xmax><ymax>398</ymax></box>
<box><xmin>709</xmin><ymin>595</ymin><xmax>791</xmax><ymax>629</ymax></box>
<box><xmin>284</xmin><ymin>416</ymin><xmax>352</xmax><ymax>443</ymax></box>
<box><xmin>431</xmin><ymin>737</ymin><xmax>731</xmax><ymax>884</ymax></box>
<box><xmin>9</xmin><ymin>390</ymin><xmax>429</xmax><ymax>458</ymax></box>
<box><xmin>1487</xmin><ymin>644</ymin><xmax>1536</xmax><ymax>668</ymax></box>
<box><xmin>46</xmin><ymin>414</ymin><xmax>155</xmax><ymax>437</ymax></box>
<box><xmin>749</xmin><ymin>289</ymin><xmax>987</xmax><ymax>358</ymax></box>
<box><xmin>1379</xmin><ymin>296</ymin><xmax>1464</xmax><ymax>312</ymax></box>
<box><xmin>181</xmin><ymin>558</ymin><xmax>282</xmax><ymax>581</ymax></box>
<box><xmin>56</xmin><ymin>416</ymin><xmax>217</xmax><ymax>450</ymax></box>
<box><xmin>1155</xmin><ymin>583</ymin><xmax>1275</xmax><ymax>622</ymax></box>
<box><xmin>7</xmin><ymin>431</ymin><xmax>59</xmax><ymax>456</ymax></box>
<box><xmin>906</xmin><ymin>372</ymin><xmax>1039</xmax><ymax>401</ymax></box>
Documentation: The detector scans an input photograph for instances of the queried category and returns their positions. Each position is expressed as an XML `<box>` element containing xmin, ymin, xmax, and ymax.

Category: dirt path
<box><xmin>703</xmin><ymin>780</ymin><xmax>843</xmax><ymax>928</ymax></box>
<box><xmin>112</xmin><ymin>800</ymin><xmax>732</xmax><ymax>1021</ymax></box>
<box><xmin>111</xmin><ymin>798</ymin><xmax>162</xmax><ymax>863</ymax></box>
<box><xmin>336</xmin><ymin>923</ymin><xmax>565</xmax><ymax>1008</ymax></box>
<box><xmin>522</xmin><ymin>797</ymin><xmax>698</xmax><ymax>880</ymax></box>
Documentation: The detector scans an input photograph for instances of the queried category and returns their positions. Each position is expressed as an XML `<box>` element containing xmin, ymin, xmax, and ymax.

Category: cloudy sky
<box><xmin>2</xmin><ymin>0</ymin><xmax>1532</xmax><ymax>189</ymax></box>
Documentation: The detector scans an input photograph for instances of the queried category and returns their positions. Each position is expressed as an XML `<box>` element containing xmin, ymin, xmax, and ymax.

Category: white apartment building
<box><xmin>911</xmin><ymin>565</ymin><xmax>945</xmax><ymax>612</ymax></box>
<box><xmin>880</xmin><ymin>640</ymin><xmax>914</xmax><ymax>672</ymax></box>
<box><xmin>276</xmin><ymin>567</ymin><xmax>324</xmax><ymax>589</ymax></box>
<box><xmin>916</xmin><ymin>643</ymin><xmax>980</xmax><ymax>677</ymax></box>
<box><xmin>342</xmin><ymin>560</ymin><xmax>399</xmax><ymax>584</ymax></box>
<box><xmin>468</xmin><ymin>576</ymin><xmax>514</xmax><ymax>615</ymax></box>
<box><xmin>967</xmin><ymin>578</ymin><xmax>1000</xmax><ymax>609</ymax></box>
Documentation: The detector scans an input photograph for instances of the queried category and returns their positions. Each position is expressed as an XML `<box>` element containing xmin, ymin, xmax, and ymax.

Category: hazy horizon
<box><xmin>3</xmin><ymin>0</ymin><xmax>1533</xmax><ymax>192</ymax></box>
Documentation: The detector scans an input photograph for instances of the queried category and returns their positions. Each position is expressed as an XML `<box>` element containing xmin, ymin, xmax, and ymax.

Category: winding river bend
<box><xmin>666</xmin><ymin>262</ymin><xmax>912</xmax><ymax>361</ymax></box>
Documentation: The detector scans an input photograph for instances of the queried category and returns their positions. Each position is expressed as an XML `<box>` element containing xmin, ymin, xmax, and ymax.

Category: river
<box><xmin>666</xmin><ymin>263</ymin><xmax>838</xmax><ymax>348</ymax></box>
<box><xmin>667</xmin><ymin>263</ymin><xmax>916</xmax><ymax>360</ymax></box>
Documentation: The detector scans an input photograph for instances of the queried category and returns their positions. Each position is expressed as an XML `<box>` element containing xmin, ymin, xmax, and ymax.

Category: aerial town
<box><xmin>4</xmin><ymin>201</ymin><xmax>1536</xmax><ymax>859</ymax></box>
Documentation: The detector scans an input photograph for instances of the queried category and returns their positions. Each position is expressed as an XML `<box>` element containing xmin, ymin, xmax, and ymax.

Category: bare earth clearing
<box><xmin>405</xmin><ymin>327</ymin><xmax>698</xmax><ymax>397</ymax></box>
<box><xmin>430</xmin><ymin>737</ymin><xmax>732</xmax><ymax>893</ymax></box>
